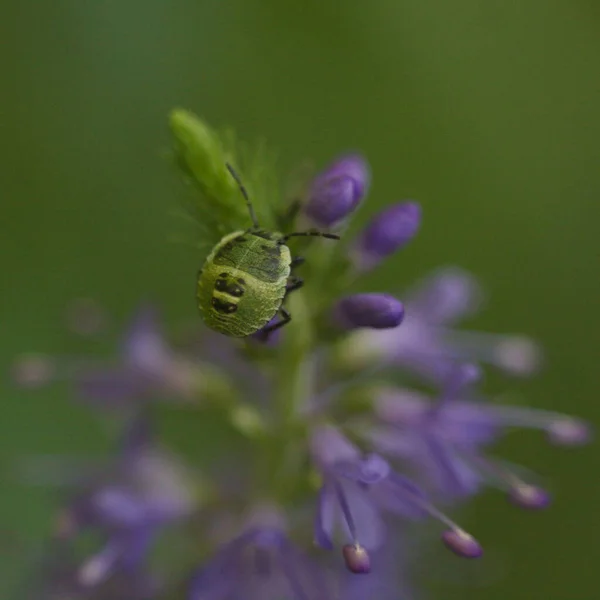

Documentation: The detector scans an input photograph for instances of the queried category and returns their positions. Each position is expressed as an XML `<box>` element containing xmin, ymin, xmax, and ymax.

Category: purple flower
<box><xmin>310</xmin><ymin>426</ymin><xmax>385</xmax><ymax>558</ymax></box>
<box><xmin>351</xmin><ymin>202</ymin><xmax>421</xmax><ymax>271</ymax></box>
<box><xmin>26</xmin><ymin>418</ymin><xmax>197</xmax><ymax>595</ymax></box>
<box><xmin>340</xmin><ymin>267</ymin><xmax>542</xmax><ymax>382</ymax></box>
<box><xmin>310</xmin><ymin>426</ymin><xmax>481</xmax><ymax>567</ymax></box>
<box><xmin>304</xmin><ymin>155</ymin><xmax>370</xmax><ymax>227</ymax></box>
<box><xmin>332</xmin><ymin>294</ymin><xmax>404</xmax><ymax>330</ymax></box>
<box><xmin>12</xmin><ymin>305</ymin><xmax>237</xmax><ymax>410</ymax></box>
<box><xmin>367</xmin><ymin>365</ymin><xmax>591</xmax><ymax>506</ymax></box>
<box><xmin>188</xmin><ymin>527</ymin><xmax>331</xmax><ymax>600</ymax></box>
<box><xmin>64</xmin><ymin>418</ymin><xmax>196</xmax><ymax>534</ymax></box>
<box><xmin>24</xmin><ymin>538</ymin><xmax>161</xmax><ymax>600</ymax></box>
<box><xmin>76</xmin><ymin>305</ymin><xmax>205</xmax><ymax>406</ymax></box>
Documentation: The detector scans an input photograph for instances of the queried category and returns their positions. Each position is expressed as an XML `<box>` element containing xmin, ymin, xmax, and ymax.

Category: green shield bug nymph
<box><xmin>197</xmin><ymin>164</ymin><xmax>340</xmax><ymax>338</ymax></box>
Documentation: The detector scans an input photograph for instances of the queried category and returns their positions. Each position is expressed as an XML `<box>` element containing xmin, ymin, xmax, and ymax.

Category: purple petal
<box><xmin>405</xmin><ymin>267</ymin><xmax>483</xmax><ymax>325</ymax></box>
<box><xmin>304</xmin><ymin>154</ymin><xmax>370</xmax><ymax>227</ymax></box>
<box><xmin>116</xmin><ymin>527</ymin><xmax>156</xmax><ymax>571</ymax></box>
<box><xmin>277</xmin><ymin>541</ymin><xmax>332</xmax><ymax>600</ymax></box>
<box><xmin>372</xmin><ymin>472</ymin><xmax>430</xmax><ymax>518</ymax></box>
<box><xmin>443</xmin><ymin>331</ymin><xmax>542</xmax><ymax>376</ymax></box>
<box><xmin>353</xmin><ymin>202</ymin><xmax>421</xmax><ymax>271</ymax></box>
<box><xmin>375</xmin><ymin>387</ymin><xmax>430</xmax><ymax>425</ymax></box>
<box><xmin>309</xmin><ymin>425</ymin><xmax>360</xmax><ymax>467</ymax></box>
<box><xmin>91</xmin><ymin>487</ymin><xmax>148</xmax><ymax>528</ymax></box>
<box><xmin>314</xmin><ymin>482</ymin><xmax>335</xmax><ymax>549</ymax></box>
<box><xmin>333</xmin><ymin>454</ymin><xmax>391</xmax><ymax>485</ymax></box>
<box><xmin>435</xmin><ymin>401</ymin><xmax>505</xmax><ymax>447</ymax></box>
<box><xmin>477</xmin><ymin>405</ymin><xmax>592</xmax><ymax>446</ymax></box>
<box><xmin>188</xmin><ymin>548</ymin><xmax>240</xmax><ymax>600</ymax></box>
<box><xmin>335</xmin><ymin>479</ymin><xmax>384</xmax><ymax>550</ymax></box>
<box><xmin>440</xmin><ymin>363</ymin><xmax>482</xmax><ymax>402</ymax></box>
<box><xmin>424</xmin><ymin>436</ymin><xmax>481</xmax><ymax>498</ymax></box>
<box><xmin>333</xmin><ymin>294</ymin><xmax>404</xmax><ymax>330</ymax></box>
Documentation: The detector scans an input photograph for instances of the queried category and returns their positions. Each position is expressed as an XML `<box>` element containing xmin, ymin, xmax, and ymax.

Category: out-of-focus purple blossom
<box><xmin>351</xmin><ymin>202</ymin><xmax>421</xmax><ymax>272</ymax></box>
<box><xmin>78</xmin><ymin>305</ymin><xmax>205</xmax><ymax>406</ymax></box>
<box><xmin>23</xmin><ymin>538</ymin><xmax>161</xmax><ymax>600</ymax></box>
<box><xmin>27</xmin><ymin>418</ymin><xmax>197</xmax><ymax>597</ymax></box>
<box><xmin>304</xmin><ymin>155</ymin><xmax>370</xmax><ymax>227</ymax></box>
<box><xmin>340</xmin><ymin>267</ymin><xmax>542</xmax><ymax>382</ymax></box>
<box><xmin>12</xmin><ymin>305</ymin><xmax>236</xmax><ymax>410</ymax></box>
<box><xmin>332</xmin><ymin>294</ymin><xmax>404</xmax><ymax>330</ymax></box>
<box><xmin>365</xmin><ymin>365</ymin><xmax>591</xmax><ymax>505</ymax></box>
<box><xmin>188</xmin><ymin>527</ymin><xmax>331</xmax><ymax>600</ymax></box>
<box><xmin>59</xmin><ymin>418</ymin><xmax>197</xmax><ymax>535</ymax></box>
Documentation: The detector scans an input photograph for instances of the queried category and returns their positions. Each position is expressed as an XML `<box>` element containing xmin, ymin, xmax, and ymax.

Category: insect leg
<box><xmin>260</xmin><ymin>307</ymin><xmax>292</xmax><ymax>335</ymax></box>
<box><xmin>285</xmin><ymin>276</ymin><xmax>304</xmax><ymax>297</ymax></box>
<box><xmin>290</xmin><ymin>256</ymin><xmax>305</xmax><ymax>270</ymax></box>
<box><xmin>279</xmin><ymin>230</ymin><xmax>340</xmax><ymax>243</ymax></box>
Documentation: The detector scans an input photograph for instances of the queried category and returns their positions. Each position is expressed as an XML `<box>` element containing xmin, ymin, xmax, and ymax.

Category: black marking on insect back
<box><xmin>214</xmin><ymin>278</ymin><xmax>244</xmax><ymax>298</ymax></box>
<box><xmin>237</xmin><ymin>278</ymin><xmax>246</xmax><ymax>285</ymax></box>
<box><xmin>261</xmin><ymin>257</ymin><xmax>281</xmax><ymax>274</ymax></box>
<box><xmin>211</xmin><ymin>297</ymin><xmax>238</xmax><ymax>314</ymax></box>
<box><xmin>261</xmin><ymin>244</ymin><xmax>281</xmax><ymax>258</ymax></box>
<box><xmin>227</xmin><ymin>284</ymin><xmax>244</xmax><ymax>297</ymax></box>
<box><xmin>212</xmin><ymin>234</ymin><xmax>288</xmax><ymax>283</ymax></box>
<box><xmin>214</xmin><ymin>273</ymin><xmax>246</xmax><ymax>298</ymax></box>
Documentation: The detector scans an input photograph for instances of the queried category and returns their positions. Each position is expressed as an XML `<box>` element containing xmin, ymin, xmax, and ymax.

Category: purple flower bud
<box><xmin>508</xmin><ymin>484</ymin><xmax>551</xmax><ymax>510</ymax></box>
<box><xmin>441</xmin><ymin>529</ymin><xmax>483</xmax><ymax>559</ymax></box>
<box><xmin>304</xmin><ymin>155</ymin><xmax>370</xmax><ymax>227</ymax></box>
<box><xmin>342</xmin><ymin>543</ymin><xmax>371</xmax><ymax>574</ymax></box>
<box><xmin>333</xmin><ymin>294</ymin><xmax>404</xmax><ymax>330</ymax></box>
<box><xmin>353</xmin><ymin>202</ymin><xmax>421</xmax><ymax>271</ymax></box>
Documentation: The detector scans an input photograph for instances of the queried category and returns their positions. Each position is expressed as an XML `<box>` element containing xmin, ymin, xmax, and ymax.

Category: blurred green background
<box><xmin>1</xmin><ymin>0</ymin><xmax>599</xmax><ymax>598</ymax></box>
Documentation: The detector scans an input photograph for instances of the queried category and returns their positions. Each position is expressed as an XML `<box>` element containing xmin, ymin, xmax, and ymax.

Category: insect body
<box><xmin>197</xmin><ymin>164</ymin><xmax>339</xmax><ymax>337</ymax></box>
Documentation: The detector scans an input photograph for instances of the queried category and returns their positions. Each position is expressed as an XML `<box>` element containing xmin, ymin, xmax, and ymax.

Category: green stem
<box><xmin>277</xmin><ymin>290</ymin><xmax>313</xmax><ymax>424</ymax></box>
<box><xmin>270</xmin><ymin>289</ymin><xmax>314</xmax><ymax>500</ymax></box>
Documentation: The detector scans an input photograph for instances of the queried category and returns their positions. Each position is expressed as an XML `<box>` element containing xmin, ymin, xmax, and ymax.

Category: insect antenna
<box><xmin>226</xmin><ymin>162</ymin><xmax>260</xmax><ymax>229</ymax></box>
<box><xmin>280</xmin><ymin>230</ymin><xmax>340</xmax><ymax>243</ymax></box>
